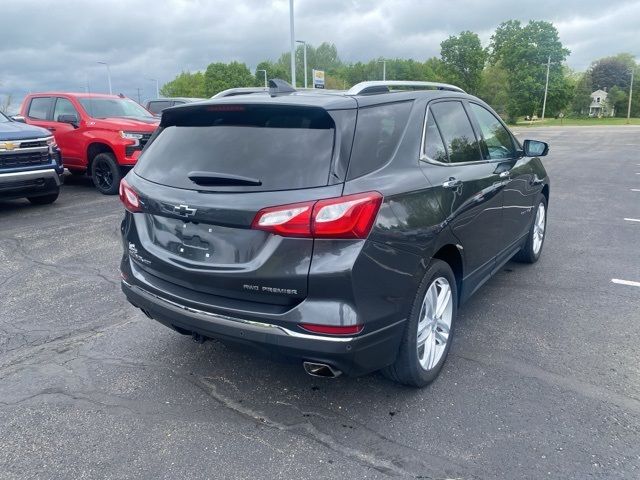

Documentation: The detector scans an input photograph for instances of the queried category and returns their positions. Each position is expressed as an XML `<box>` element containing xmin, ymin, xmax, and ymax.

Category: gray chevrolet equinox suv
<box><xmin>119</xmin><ymin>80</ymin><xmax>550</xmax><ymax>387</ymax></box>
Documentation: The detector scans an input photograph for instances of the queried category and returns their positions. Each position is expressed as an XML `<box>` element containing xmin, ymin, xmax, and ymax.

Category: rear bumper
<box><xmin>122</xmin><ymin>279</ymin><xmax>405</xmax><ymax>376</ymax></box>
<box><xmin>0</xmin><ymin>168</ymin><xmax>62</xmax><ymax>198</ymax></box>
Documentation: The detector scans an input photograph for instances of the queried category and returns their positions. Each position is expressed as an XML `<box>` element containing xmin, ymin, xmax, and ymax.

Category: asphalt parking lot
<box><xmin>0</xmin><ymin>126</ymin><xmax>639</xmax><ymax>479</ymax></box>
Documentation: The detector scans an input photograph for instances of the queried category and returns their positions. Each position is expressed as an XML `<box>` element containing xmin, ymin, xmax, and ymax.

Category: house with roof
<box><xmin>589</xmin><ymin>89</ymin><xmax>615</xmax><ymax>117</ymax></box>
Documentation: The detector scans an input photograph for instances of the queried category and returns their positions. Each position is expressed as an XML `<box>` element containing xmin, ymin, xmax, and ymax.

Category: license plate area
<box><xmin>145</xmin><ymin>214</ymin><xmax>266</xmax><ymax>265</ymax></box>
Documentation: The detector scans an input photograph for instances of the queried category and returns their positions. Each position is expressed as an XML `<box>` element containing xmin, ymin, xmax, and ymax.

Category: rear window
<box><xmin>135</xmin><ymin>105</ymin><xmax>336</xmax><ymax>191</ymax></box>
<box><xmin>347</xmin><ymin>101</ymin><xmax>412</xmax><ymax>180</ymax></box>
<box><xmin>147</xmin><ymin>100</ymin><xmax>172</xmax><ymax>114</ymax></box>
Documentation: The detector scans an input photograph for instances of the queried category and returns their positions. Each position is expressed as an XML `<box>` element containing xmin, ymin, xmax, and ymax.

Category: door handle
<box><xmin>443</xmin><ymin>178</ymin><xmax>463</xmax><ymax>189</ymax></box>
<box><xmin>499</xmin><ymin>171</ymin><xmax>510</xmax><ymax>178</ymax></box>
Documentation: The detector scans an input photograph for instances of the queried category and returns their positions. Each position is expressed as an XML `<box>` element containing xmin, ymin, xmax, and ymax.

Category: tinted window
<box><xmin>429</xmin><ymin>101</ymin><xmax>481</xmax><ymax>163</ymax></box>
<box><xmin>147</xmin><ymin>101</ymin><xmax>172</xmax><ymax>114</ymax></box>
<box><xmin>28</xmin><ymin>97</ymin><xmax>53</xmax><ymax>120</ymax></box>
<box><xmin>53</xmin><ymin>98</ymin><xmax>78</xmax><ymax>122</ymax></box>
<box><xmin>423</xmin><ymin>114</ymin><xmax>448</xmax><ymax>163</ymax></box>
<box><xmin>135</xmin><ymin>105</ymin><xmax>336</xmax><ymax>192</ymax></box>
<box><xmin>469</xmin><ymin>103</ymin><xmax>515</xmax><ymax>159</ymax></box>
<box><xmin>79</xmin><ymin>97</ymin><xmax>154</xmax><ymax>119</ymax></box>
<box><xmin>347</xmin><ymin>101</ymin><xmax>412</xmax><ymax>179</ymax></box>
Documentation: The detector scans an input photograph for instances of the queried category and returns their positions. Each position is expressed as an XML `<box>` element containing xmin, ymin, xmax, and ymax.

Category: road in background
<box><xmin>1</xmin><ymin>127</ymin><xmax>639</xmax><ymax>479</ymax></box>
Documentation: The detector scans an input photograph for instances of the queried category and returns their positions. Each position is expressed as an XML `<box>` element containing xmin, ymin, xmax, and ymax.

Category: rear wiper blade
<box><xmin>188</xmin><ymin>171</ymin><xmax>262</xmax><ymax>187</ymax></box>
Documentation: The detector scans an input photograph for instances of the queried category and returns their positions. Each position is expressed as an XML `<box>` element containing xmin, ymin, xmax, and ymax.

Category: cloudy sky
<box><xmin>2</xmin><ymin>0</ymin><xmax>639</xmax><ymax>109</ymax></box>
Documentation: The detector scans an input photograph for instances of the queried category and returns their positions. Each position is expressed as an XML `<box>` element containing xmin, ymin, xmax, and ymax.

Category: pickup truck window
<box><xmin>28</xmin><ymin>97</ymin><xmax>53</xmax><ymax>120</ymax></box>
<box><xmin>79</xmin><ymin>97</ymin><xmax>154</xmax><ymax>119</ymax></box>
<box><xmin>53</xmin><ymin>98</ymin><xmax>79</xmax><ymax>122</ymax></box>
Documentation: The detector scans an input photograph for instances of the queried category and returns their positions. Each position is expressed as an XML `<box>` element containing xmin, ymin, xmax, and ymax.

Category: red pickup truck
<box><xmin>19</xmin><ymin>93</ymin><xmax>159</xmax><ymax>194</ymax></box>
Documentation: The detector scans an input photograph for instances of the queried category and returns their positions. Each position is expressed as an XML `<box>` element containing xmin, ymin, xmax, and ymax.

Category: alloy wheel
<box><xmin>416</xmin><ymin>277</ymin><xmax>453</xmax><ymax>371</ymax></box>
<box><xmin>532</xmin><ymin>202</ymin><xmax>546</xmax><ymax>255</ymax></box>
<box><xmin>94</xmin><ymin>160</ymin><xmax>113</xmax><ymax>191</ymax></box>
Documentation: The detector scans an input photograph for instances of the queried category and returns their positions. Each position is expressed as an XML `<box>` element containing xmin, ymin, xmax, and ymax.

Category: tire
<box><xmin>514</xmin><ymin>195</ymin><xmax>547</xmax><ymax>264</ymax></box>
<box><xmin>383</xmin><ymin>259</ymin><xmax>457</xmax><ymax>387</ymax></box>
<box><xmin>91</xmin><ymin>152</ymin><xmax>121</xmax><ymax>195</ymax></box>
<box><xmin>28</xmin><ymin>189</ymin><xmax>59</xmax><ymax>205</ymax></box>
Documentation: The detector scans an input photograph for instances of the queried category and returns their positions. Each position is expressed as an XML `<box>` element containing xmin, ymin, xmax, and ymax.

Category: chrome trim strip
<box><xmin>122</xmin><ymin>280</ymin><xmax>357</xmax><ymax>343</ymax></box>
<box><xmin>0</xmin><ymin>136</ymin><xmax>53</xmax><ymax>151</ymax></box>
<box><xmin>0</xmin><ymin>168</ymin><xmax>61</xmax><ymax>186</ymax></box>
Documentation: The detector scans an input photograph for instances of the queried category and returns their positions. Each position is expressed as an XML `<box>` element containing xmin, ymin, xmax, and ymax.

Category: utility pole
<box><xmin>627</xmin><ymin>67</ymin><xmax>634</xmax><ymax>124</ymax></box>
<box><xmin>135</xmin><ymin>88</ymin><xmax>142</xmax><ymax>104</ymax></box>
<box><xmin>541</xmin><ymin>55</ymin><xmax>551</xmax><ymax>122</ymax></box>
<box><xmin>296</xmin><ymin>40</ymin><xmax>307</xmax><ymax>88</ymax></box>
<box><xmin>289</xmin><ymin>0</ymin><xmax>296</xmax><ymax>87</ymax></box>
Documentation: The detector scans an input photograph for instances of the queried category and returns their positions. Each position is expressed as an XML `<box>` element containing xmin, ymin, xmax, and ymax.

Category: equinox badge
<box><xmin>173</xmin><ymin>204</ymin><xmax>197</xmax><ymax>218</ymax></box>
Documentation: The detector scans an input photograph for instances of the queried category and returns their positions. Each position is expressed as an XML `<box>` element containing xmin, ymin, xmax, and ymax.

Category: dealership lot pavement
<box><xmin>1</xmin><ymin>126</ymin><xmax>639</xmax><ymax>479</ymax></box>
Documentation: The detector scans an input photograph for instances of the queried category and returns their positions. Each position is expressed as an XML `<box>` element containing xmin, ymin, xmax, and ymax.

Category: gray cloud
<box><xmin>1</xmin><ymin>0</ymin><xmax>638</xmax><ymax>110</ymax></box>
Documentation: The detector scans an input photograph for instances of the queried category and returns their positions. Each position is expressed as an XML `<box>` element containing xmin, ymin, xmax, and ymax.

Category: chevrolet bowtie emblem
<box><xmin>1</xmin><ymin>142</ymin><xmax>16</xmax><ymax>151</ymax></box>
<box><xmin>173</xmin><ymin>204</ymin><xmax>197</xmax><ymax>217</ymax></box>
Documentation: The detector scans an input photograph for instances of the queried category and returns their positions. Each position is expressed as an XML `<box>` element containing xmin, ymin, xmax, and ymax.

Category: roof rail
<box><xmin>346</xmin><ymin>81</ymin><xmax>465</xmax><ymax>95</ymax></box>
<box><xmin>212</xmin><ymin>87</ymin><xmax>268</xmax><ymax>99</ymax></box>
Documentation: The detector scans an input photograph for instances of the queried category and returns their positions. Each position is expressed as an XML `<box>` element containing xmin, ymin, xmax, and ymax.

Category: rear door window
<box><xmin>429</xmin><ymin>101</ymin><xmax>482</xmax><ymax>163</ymax></box>
<box><xmin>135</xmin><ymin>104</ymin><xmax>337</xmax><ymax>192</ymax></box>
<box><xmin>347</xmin><ymin>101</ymin><xmax>412</xmax><ymax>179</ymax></box>
<box><xmin>422</xmin><ymin>115</ymin><xmax>448</xmax><ymax>163</ymax></box>
<box><xmin>27</xmin><ymin>97</ymin><xmax>53</xmax><ymax>120</ymax></box>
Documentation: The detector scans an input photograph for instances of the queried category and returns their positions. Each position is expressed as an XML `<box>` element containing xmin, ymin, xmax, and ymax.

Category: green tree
<box><xmin>254</xmin><ymin>60</ymin><xmax>290</xmax><ymax>85</ymax></box>
<box><xmin>490</xmin><ymin>20</ymin><xmax>571</xmax><ymax>122</ymax></box>
<box><xmin>204</xmin><ymin>61</ymin><xmax>254</xmax><ymax>96</ymax></box>
<box><xmin>589</xmin><ymin>53</ymin><xmax>636</xmax><ymax>90</ymax></box>
<box><xmin>479</xmin><ymin>63</ymin><xmax>510</xmax><ymax>115</ymax></box>
<box><xmin>440</xmin><ymin>31</ymin><xmax>487</xmax><ymax>94</ymax></box>
<box><xmin>160</xmin><ymin>71</ymin><xmax>206</xmax><ymax>98</ymax></box>
<box><xmin>569</xmin><ymin>70</ymin><xmax>593</xmax><ymax>115</ymax></box>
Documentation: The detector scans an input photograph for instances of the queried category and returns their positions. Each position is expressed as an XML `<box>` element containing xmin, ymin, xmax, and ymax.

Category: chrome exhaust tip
<box><xmin>303</xmin><ymin>361</ymin><xmax>342</xmax><ymax>378</ymax></box>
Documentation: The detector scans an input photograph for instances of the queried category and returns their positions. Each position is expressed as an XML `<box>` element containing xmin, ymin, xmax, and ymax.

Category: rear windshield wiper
<box><xmin>188</xmin><ymin>171</ymin><xmax>262</xmax><ymax>187</ymax></box>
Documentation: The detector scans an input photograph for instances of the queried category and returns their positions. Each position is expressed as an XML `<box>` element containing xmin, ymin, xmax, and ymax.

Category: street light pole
<box><xmin>289</xmin><ymin>0</ymin><xmax>296</xmax><ymax>87</ymax></box>
<box><xmin>97</xmin><ymin>61</ymin><xmax>112</xmax><ymax>95</ymax></box>
<box><xmin>627</xmin><ymin>67</ymin><xmax>634</xmax><ymax>124</ymax></box>
<box><xmin>147</xmin><ymin>78</ymin><xmax>159</xmax><ymax>98</ymax></box>
<box><xmin>541</xmin><ymin>55</ymin><xmax>551</xmax><ymax>122</ymax></box>
<box><xmin>378</xmin><ymin>60</ymin><xmax>386</xmax><ymax>81</ymax></box>
<box><xmin>257</xmin><ymin>69</ymin><xmax>268</xmax><ymax>88</ymax></box>
<box><xmin>296</xmin><ymin>40</ymin><xmax>307</xmax><ymax>88</ymax></box>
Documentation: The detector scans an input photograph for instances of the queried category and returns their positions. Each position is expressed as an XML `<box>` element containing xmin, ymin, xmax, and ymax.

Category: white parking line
<box><xmin>624</xmin><ymin>218</ymin><xmax>640</xmax><ymax>222</ymax></box>
<box><xmin>632</xmin><ymin>189</ymin><xmax>640</xmax><ymax>192</ymax></box>
<box><xmin>612</xmin><ymin>279</ymin><xmax>640</xmax><ymax>288</ymax></box>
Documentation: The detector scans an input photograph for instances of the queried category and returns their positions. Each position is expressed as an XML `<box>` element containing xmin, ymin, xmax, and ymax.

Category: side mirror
<box><xmin>11</xmin><ymin>115</ymin><xmax>26</xmax><ymax>123</ymax></box>
<box><xmin>523</xmin><ymin>139</ymin><xmax>549</xmax><ymax>157</ymax></box>
<box><xmin>57</xmin><ymin>114</ymin><xmax>79</xmax><ymax>128</ymax></box>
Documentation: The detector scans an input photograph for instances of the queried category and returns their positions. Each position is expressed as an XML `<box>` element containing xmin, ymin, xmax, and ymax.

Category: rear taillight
<box><xmin>119</xmin><ymin>178</ymin><xmax>142</xmax><ymax>213</ymax></box>
<box><xmin>251</xmin><ymin>192</ymin><xmax>383</xmax><ymax>239</ymax></box>
<box><xmin>299</xmin><ymin>323</ymin><xmax>364</xmax><ymax>335</ymax></box>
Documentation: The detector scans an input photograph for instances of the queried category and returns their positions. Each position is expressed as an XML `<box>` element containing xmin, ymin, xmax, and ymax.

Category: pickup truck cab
<box><xmin>0</xmin><ymin>111</ymin><xmax>63</xmax><ymax>204</ymax></box>
<box><xmin>19</xmin><ymin>93</ymin><xmax>159</xmax><ymax>194</ymax></box>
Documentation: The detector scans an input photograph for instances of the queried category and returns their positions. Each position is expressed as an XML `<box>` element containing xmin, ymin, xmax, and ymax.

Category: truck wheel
<box><xmin>28</xmin><ymin>189</ymin><xmax>60</xmax><ymax>205</ymax></box>
<box><xmin>91</xmin><ymin>153</ymin><xmax>121</xmax><ymax>195</ymax></box>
